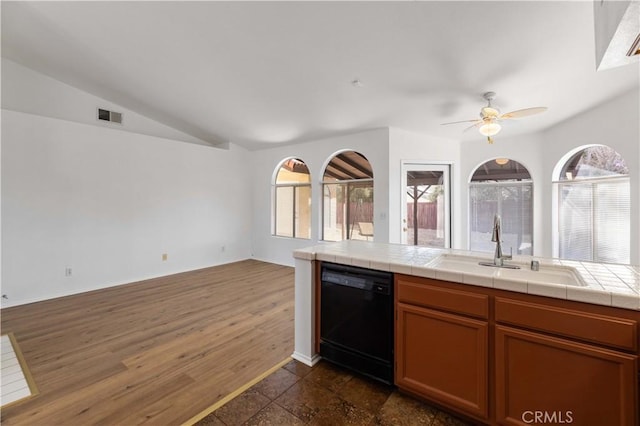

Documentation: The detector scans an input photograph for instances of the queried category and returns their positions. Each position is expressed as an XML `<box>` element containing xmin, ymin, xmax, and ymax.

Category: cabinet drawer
<box><xmin>397</xmin><ymin>277</ymin><xmax>488</xmax><ymax>319</ymax></box>
<box><xmin>495</xmin><ymin>297</ymin><xmax>638</xmax><ymax>352</ymax></box>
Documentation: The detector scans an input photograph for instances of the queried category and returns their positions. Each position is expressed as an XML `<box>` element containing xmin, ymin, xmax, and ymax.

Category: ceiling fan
<box><xmin>441</xmin><ymin>92</ymin><xmax>547</xmax><ymax>143</ymax></box>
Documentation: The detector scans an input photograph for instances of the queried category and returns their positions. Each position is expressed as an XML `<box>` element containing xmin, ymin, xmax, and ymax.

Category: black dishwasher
<box><xmin>320</xmin><ymin>262</ymin><xmax>394</xmax><ymax>384</ymax></box>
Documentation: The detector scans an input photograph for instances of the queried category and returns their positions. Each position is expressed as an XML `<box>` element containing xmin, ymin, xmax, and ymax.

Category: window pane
<box><xmin>501</xmin><ymin>185</ymin><xmax>533</xmax><ymax>255</ymax></box>
<box><xmin>323</xmin><ymin>184</ymin><xmax>345</xmax><ymax>241</ymax></box>
<box><xmin>559</xmin><ymin>183</ymin><xmax>593</xmax><ymax>261</ymax></box>
<box><xmin>469</xmin><ymin>158</ymin><xmax>533</xmax><ymax>256</ymax></box>
<box><xmin>275</xmin><ymin>186</ymin><xmax>294</xmax><ymax>237</ymax></box>
<box><xmin>323</xmin><ymin>151</ymin><xmax>373</xmax><ymax>181</ymax></box>
<box><xmin>322</xmin><ymin>150</ymin><xmax>374</xmax><ymax>241</ymax></box>
<box><xmin>323</xmin><ymin>182</ymin><xmax>374</xmax><ymax>241</ymax></box>
<box><xmin>556</xmin><ymin>145</ymin><xmax>630</xmax><ymax>263</ymax></box>
<box><xmin>469</xmin><ymin>186</ymin><xmax>499</xmax><ymax>253</ymax></box>
<box><xmin>558</xmin><ymin>179</ymin><xmax>630</xmax><ymax>263</ymax></box>
<box><xmin>471</xmin><ymin>159</ymin><xmax>531</xmax><ymax>182</ymax></box>
<box><xmin>348</xmin><ymin>182</ymin><xmax>374</xmax><ymax>241</ymax></box>
<box><xmin>406</xmin><ymin>171</ymin><xmax>446</xmax><ymax>247</ymax></box>
<box><xmin>295</xmin><ymin>185</ymin><xmax>311</xmax><ymax>239</ymax></box>
<box><xmin>469</xmin><ymin>184</ymin><xmax>532</xmax><ymax>255</ymax></box>
<box><xmin>273</xmin><ymin>158</ymin><xmax>311</xmax><ymax>239</ymax></box>
<box><xmin>560</xmin><ymin>146</ymin><xmax>628</xmax><ymax>181</ymax></box>
<box><xmin>594</xmin><ymin>180</ymin><xmax>630</xmax><ymax>263</ymax></box>
<box><xmin>276</xmin><ymin>159</ymin><xmax>310</xmax><ymax>184</ymax></box>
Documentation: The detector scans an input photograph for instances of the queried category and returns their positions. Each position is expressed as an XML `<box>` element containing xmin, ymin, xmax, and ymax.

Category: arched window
<box><xmin>555</xmin><ymin>145</ymin><xmax>629</xmax><ymax>263</ymax></box>
<box><xmin>273</xmin><ymin>158</ymin><xmax>311</xmax><ymax>239</ymax></box>
<box><xmin>322</xmin><ymin>151</ymin><xmax>373</xmax><ymax>241</ymax></box>
<box><xmin>469</xmin><ymin>158</ymin><xmax>533</xmax><ymax>255</ymax></box>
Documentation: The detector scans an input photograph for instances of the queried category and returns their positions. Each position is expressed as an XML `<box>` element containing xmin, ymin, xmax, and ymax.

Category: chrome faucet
<box><xmin>479</xmin><ymin>214</ymin><xmax>520</xmax><ymax>269</ymax></box>
<box><xmin>491</xmin><ymin>214</ymin><xmax>511</xmax><ymax>266</ymax></box>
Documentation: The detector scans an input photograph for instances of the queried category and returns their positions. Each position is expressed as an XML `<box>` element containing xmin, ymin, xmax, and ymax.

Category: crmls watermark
<box><xmin>521</xmin><ymin>411</ymin><xmax>574</xmax><ymax>424</ymax></box>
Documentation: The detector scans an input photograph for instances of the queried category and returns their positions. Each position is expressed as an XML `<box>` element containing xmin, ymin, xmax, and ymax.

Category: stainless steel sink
<box><xmin>426</xmin><ymin>254</ymin><xmax>586</xmax><ymax>287</ymax></box>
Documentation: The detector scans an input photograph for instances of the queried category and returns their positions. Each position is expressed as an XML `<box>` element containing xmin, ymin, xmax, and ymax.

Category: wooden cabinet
<box><xmin>494</xmin><ymin>297</ymin><xmax>638</xmax><ymax>426</ymax></box>
<box><xmin>395</xmin><ymin>278</ymin><xmax>490</xmax><ymax>421</ymax></box>
<box><xmin>396</xmin><ymin>303</ymin><xmax>488</xmax><ymax>419</ymax></box>
<box><xmin>394</xmin><ymin>274</ymin><xmax>640</xmax><ymax>426</ymax></box>
<box><xmin>495</xmin><ymin>325</ymin><xmax>637</xmax><ymax>426</ymax></box>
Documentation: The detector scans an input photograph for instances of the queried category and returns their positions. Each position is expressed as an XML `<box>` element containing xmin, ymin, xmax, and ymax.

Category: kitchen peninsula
<box><xmin>293</xmin><ymin>241</ymin><xmax>640</xmax><ymax>425</ymax></box>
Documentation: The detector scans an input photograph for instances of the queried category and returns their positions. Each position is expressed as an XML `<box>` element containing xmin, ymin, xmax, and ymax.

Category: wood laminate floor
<box><xmin>0</xmin><ymin>259</ymin><xmax>294</xmax><ymax>425</ymax></box>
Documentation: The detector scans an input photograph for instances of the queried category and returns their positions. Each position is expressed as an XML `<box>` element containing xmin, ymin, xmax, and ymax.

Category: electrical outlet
<box><xmin>2</xmin><ymin>294</ymin><xmax>8</xmax><ymax>299</ymax></box>
<box><xmin>162</xmin><ymin>253</ymin><xmax>168</xmax><ymax>261</ymax></box>
<box><xmin>65</xmin><ymin>268</ymin><xmax>72</xmax><ymax>276</ymax></box>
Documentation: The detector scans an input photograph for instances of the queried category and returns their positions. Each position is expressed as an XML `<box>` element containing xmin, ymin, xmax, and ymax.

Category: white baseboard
<box><xmin>291</xmin><ymin>351</ymin><xmax>321</xmax><ymax>367</ymax></box>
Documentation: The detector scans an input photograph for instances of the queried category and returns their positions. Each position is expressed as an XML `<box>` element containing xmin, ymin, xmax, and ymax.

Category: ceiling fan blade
<box><xmin>500</xmin><ymin>107</ymin><xmax>547</xmax><ymax>119</ymax></box>
<box><xmin>440</xmin><ymin>119</ymin><xmax>481</xmax><ymax>126</ymax></box>
<box><xmin>463</xmin><ymin>122</ymin><xmax>483</xmax><ymax>133</ymax></box>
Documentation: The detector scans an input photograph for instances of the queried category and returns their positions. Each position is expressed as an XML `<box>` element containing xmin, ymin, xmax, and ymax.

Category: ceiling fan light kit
<box><xmin>479</xmin><ymin>122</ymin><xmax>502</xmax><ymax>136</ymax></box>
<box><xmin>441</xmin><ymin>91</ymin><xmax>547</xmax><ymax>144</ymax></box>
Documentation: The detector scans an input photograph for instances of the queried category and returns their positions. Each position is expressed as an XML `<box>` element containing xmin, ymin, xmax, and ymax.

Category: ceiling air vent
<box><xmin>97</xmin><ymin>108</ymin><xmax>123</xmax><ymax>124</ymax></box>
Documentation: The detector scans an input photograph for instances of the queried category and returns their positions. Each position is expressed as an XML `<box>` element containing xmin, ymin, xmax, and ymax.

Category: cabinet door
<box><xmin>495</xmin><ymin>325</ymin><xmax>638</xmax><ymax>426</ymax></box>
<box><xmin>396</xmin><ymin>302</ymin><xmax>488</xmax><ymax>419</ymax></box>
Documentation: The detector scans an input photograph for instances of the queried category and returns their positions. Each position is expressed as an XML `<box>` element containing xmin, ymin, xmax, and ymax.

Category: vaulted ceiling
<box><xmin>2</xmin><ymin>1</ymin><xmax>638</xmax><ymax>150</ymax></box>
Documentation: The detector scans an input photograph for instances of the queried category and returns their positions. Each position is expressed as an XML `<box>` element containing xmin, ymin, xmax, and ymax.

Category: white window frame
<box><xmin>554</xmin><ymin>175</ymin><xmax>630</xmax><ymax>263</ymax></box>
<box><xmin>551</xmin><ymin>145</ymin><xmax>630</xmax><ymax>263</ymax></box>
<box><xmin>273</xmin><ymin>161</ymin><xmax>311</xmax><ymax>239</ymax></box>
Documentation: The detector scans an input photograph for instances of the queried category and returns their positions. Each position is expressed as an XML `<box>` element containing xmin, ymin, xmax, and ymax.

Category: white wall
<box><xmin>1</xmin><ymin>112</ymin><xmax>251</xmax><ymax>308</ymax></box>
<box><xmin>3</xmin><ymin>60</ymin><xmax>638</xmax><ymax>308</ymax></box>
<box><xmin>250</xmin><ymin>129</ymin><xmax>390</xmax><ymax>266</ymax></box>
<box><xmin>388</xmin><ymin>128</ymin><xmax>461</xmax><ymax>246</ymax></box>
<box><xmin>2</xmin><ymin>59</ymin><xmax>252</xmax><ymax>307</ymax></box>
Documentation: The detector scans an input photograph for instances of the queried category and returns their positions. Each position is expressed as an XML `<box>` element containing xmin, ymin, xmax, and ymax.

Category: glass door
<box><xmin>401</xmin><ymin>163</ymin><xmax>451</xmax><ymax>247</ymax></box>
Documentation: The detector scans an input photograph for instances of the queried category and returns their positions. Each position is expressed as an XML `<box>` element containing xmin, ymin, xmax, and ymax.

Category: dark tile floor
<box><xmin>195</xmin><ymin>359</ymin><xmax>474</xmax><ymax>426</ymax></box>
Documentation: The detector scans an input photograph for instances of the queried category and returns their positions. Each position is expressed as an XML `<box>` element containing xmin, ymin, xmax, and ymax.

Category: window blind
<box><xmin>469</xmin><ymin>183</ymin><xmax>533</xmax><ymax>255</ymax></box>
<box><xmin>557</xmin><ymin>178</ymin><xmax>629</xmax><ymax>263</ymax></box>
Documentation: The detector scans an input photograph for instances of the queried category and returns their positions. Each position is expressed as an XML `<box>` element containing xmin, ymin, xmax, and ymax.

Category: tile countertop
<box><xmin>293</xmin><ymin>241</ymin><xmax>640</xmax><ymax>311</ymax></box>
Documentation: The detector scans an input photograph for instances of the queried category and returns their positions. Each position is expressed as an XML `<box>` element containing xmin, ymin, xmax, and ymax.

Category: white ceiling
<box><xmin>2</xmin><ymin>1</ymin><xmax>638</xmax><ymax>150</ymax></box>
